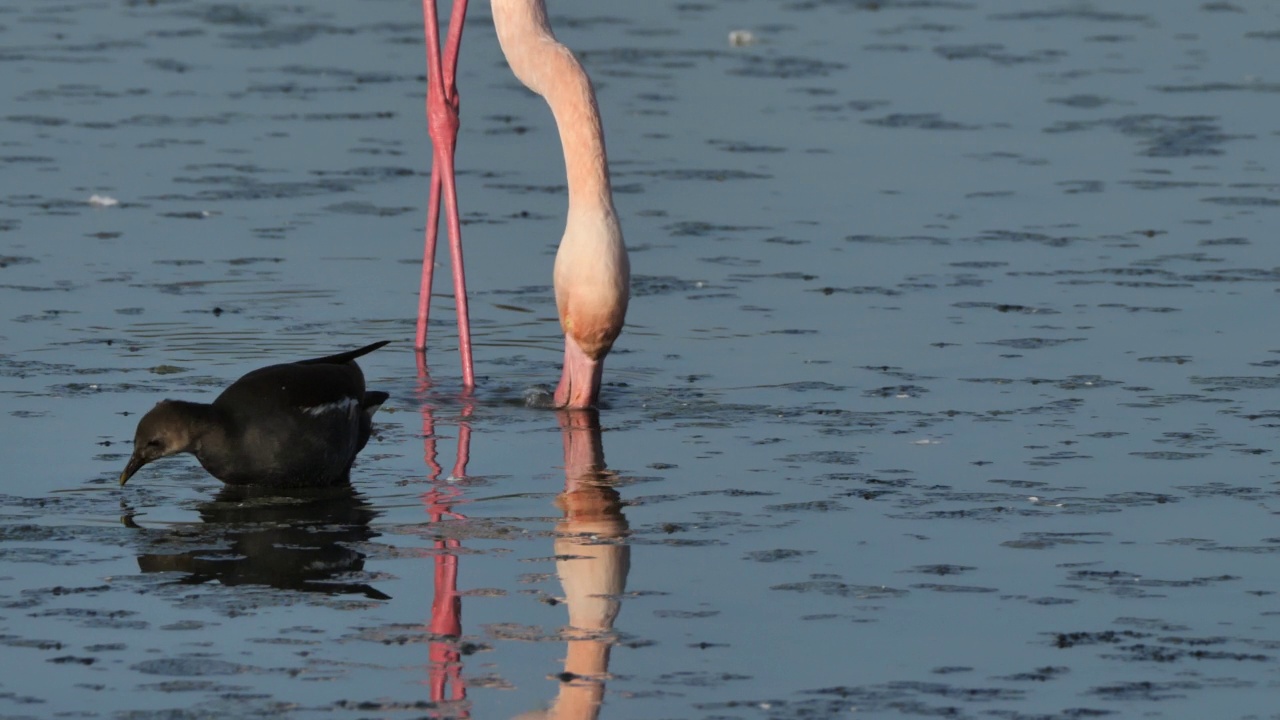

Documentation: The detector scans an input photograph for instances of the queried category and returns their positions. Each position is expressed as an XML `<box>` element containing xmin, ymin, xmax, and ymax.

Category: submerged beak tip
<box><xmin>119</xmin><ymin>455</ymin><xmax>144</xmax><ymax>487</ymax></box>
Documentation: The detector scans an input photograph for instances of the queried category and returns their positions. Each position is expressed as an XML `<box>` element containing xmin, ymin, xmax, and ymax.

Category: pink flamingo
<box><xmin>417</xmin><ymin>0</ymin><xmax>630</xmax><ymax>409</ymax></box>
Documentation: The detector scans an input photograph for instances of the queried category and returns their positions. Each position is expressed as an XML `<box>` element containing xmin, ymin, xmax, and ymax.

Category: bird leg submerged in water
<box><xmin>119</xmin><ymin>341</ymin><xmax>390</xmax><ymax>488</ymax></box>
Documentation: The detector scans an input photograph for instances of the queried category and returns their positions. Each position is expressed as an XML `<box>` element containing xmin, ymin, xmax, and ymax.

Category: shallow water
<box><xmin>3</xmin><ymin>0</ymin><xmax>1280</xmax><ymax>717</ymax></box>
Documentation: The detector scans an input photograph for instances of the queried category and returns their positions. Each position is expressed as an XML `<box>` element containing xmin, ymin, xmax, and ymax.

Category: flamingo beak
<box><xmin>554</xmin><ymin>337</ymin><xmax>604</xmax><ymax>409</ymax></box>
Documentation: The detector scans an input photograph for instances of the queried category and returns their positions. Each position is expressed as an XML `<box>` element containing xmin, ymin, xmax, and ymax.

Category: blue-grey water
<box><xmin>3</xmin><ymin>0</ymin><xmax>1280</xmax><ymax>717</ymax></box>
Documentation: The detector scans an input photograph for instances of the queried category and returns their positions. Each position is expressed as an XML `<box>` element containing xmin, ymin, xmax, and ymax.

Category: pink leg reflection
<box><xmin>418</xmin><ymin>357</ymin><xmax>474</xmax><ymax>716</ymax></box>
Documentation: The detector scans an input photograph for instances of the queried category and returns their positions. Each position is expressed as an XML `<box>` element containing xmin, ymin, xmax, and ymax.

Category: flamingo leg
<box><xmin>415</xmin><ymin>146</ymin><xmax>441</xmax><ymax>352</ymax></box>
<box><xmin>418</xmin><ymin>0</ymin><xmax>475</xmax><ymax>389</ymax></box>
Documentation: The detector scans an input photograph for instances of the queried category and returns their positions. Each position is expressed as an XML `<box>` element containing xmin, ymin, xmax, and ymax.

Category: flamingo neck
<box><xmin>491</xmin><ymin>0</ymin><xmax>615</xmax><ymax>218</ymax></box>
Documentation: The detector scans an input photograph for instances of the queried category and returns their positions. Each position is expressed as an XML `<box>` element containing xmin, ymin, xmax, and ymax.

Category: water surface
<box><xmin>3</xmin><ymin>0</ymin><xmax>1280</xmax><ymax>717</ymax></box>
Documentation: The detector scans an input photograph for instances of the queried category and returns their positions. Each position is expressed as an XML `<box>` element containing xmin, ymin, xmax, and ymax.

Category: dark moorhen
<box><xmin>120</xmin><ymin>341</ymin><xmax>390</xmax><ymax>488</ymax></box>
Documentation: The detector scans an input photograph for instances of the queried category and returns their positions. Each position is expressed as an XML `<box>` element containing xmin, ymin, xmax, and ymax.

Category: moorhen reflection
<box><xmin>133</xmin><ymin>484</ymin><xmax>388</xmax><ymax>600</ymax></box>
<box><xmin>519</xmin><ymin>410</ymin><xmax>630</xmax><ymax>720</ymax></box>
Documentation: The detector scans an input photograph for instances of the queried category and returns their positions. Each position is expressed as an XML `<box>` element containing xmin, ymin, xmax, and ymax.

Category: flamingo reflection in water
<box><xmin>517</xmin><ymin>410</ymin><xmax>631</xmax><ymax>720</ymax></box>
<box><xmin>416</xmin><ymin>370</ymin><xmax>630</xmax><ymax>718</ymax></box>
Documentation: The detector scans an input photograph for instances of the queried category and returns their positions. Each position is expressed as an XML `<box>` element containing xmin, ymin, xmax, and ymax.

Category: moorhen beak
<box><xmin>120</xmin><ymin>341</ymin><xmax>391</xmax><ymax>488</ymax></box>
